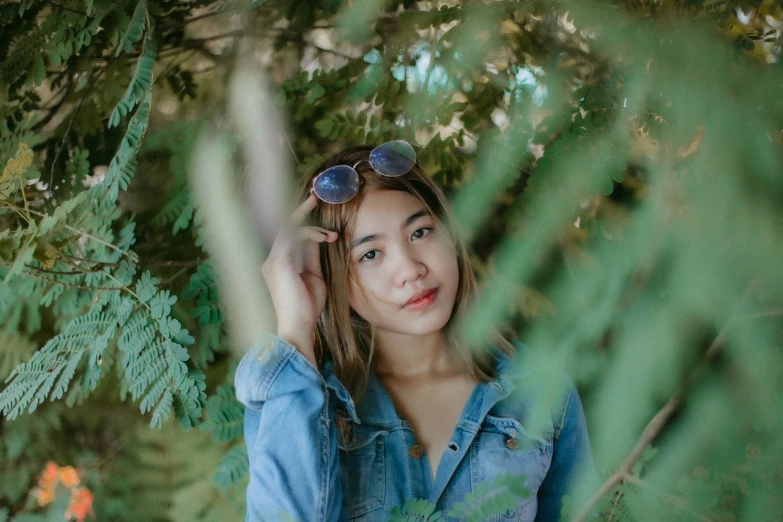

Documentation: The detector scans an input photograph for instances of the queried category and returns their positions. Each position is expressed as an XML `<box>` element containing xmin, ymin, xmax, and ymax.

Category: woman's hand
<box><xmin>261</xmin><ymin>194</ymin><xmax>338</xmax><ymax>367</ymax></box>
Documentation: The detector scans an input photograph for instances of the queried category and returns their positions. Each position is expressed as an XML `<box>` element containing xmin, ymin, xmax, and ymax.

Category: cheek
<box><xmin>436</xmin><ymin>240</ymin><xmax>460</xmax><ymax>285</ymax></box>
<box><xmin>347</xmin><ymin>276</ymin><xmax>375</xmax><ymax>313</ymax></box>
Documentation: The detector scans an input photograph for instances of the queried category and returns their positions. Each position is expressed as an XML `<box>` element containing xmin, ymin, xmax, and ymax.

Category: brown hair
<box><xmin>299</xmin><ymin>145</ymin><xmax>516</xmax><ymax>402</ymax></box>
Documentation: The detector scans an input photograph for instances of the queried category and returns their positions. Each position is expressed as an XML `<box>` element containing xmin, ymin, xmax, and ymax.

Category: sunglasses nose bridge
<box><xmin>352</xmin><ymin>159</ymin><xmax>371</xmax><ymax>170</ymax></box>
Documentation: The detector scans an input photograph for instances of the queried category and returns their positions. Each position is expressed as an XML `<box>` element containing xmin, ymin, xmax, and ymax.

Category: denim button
<box><xmin>505</xmin><ymin>438</ymin><xmax>518</xmax><ymax>450</ymax></box>
<box><xmin>410</xmin><ymin>443</ymin><xmax>424</xmax><ymax>459</ymax></box>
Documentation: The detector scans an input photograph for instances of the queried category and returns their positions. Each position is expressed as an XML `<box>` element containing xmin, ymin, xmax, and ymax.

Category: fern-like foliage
<box><xmin>109</xmin><ymin>38</ymin><xmax>157</xmax><ymax>128</ymax></box>
<box><xmin>389</xmin><ymin>498</ymin><xmax>444</xmax><ymax>522</ymax></box>
<box><xmin>0</xmin><ymin>332</ymin><xmax>40</xmax><ymax>383</ymax></box>
<box><xmin>184</xmin><ymin>264</ymin><xmax>224</xmax><ymax>326</ymax></box>
<box><xmin>201</xmin><ymin>384</ymin><xmax>243</xmax><ymax>443</ymax></box>
<box><xmin>0</xmin><ymin>264</ymin><xmax>206</xmax><ymax>430</ymax></box>
<box><xmin>115</xmin><ymin>0</ymin><xmax>147</xmax><ymax>57</ymax></box>
<box><xmin>152</xmin><ymin>187</ymin><xmax>193</xmax><ymax>234</ymax></box>
<box><xmin>0</xmin><ymin>310</ymin><xmax>115</xmax><ymax>420</ymax></box>
<box><xmin>445</xmin><ymin>472</ymin><xmax>530</xmax><ymax>522</ymax></box>
<box><xmin>213</xmin><ymin>444</ymin><xmax>248</xmax><ymax>491</ymax></box>
<box><xmin>90</xmin><ymin>91</ymin><xmax>151</xmax><ymax>208</ymax></box>
<box><xmin>117</xmin><ymin>271</ymin><xmax>206</xmax><ymax>429</ymax></box>
<box><xmin>145</xmin><ymin>119</ymin><xmax>201</xmax><ymax>236</ymax></box>
<box><xmin>99</xmin><ymin>418</ymin><xmax>244</xmax><ymax>521</ymax></box>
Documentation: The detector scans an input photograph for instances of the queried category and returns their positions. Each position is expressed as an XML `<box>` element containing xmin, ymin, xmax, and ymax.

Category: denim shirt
<box><xmin>235</xmin><ymin>335</ymin><xmax>593</xmax><ymax>522</ymax></box>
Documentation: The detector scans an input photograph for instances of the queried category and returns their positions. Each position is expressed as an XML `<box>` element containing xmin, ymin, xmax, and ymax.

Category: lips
<box><xmin>403</xmin><ymin>288</ymin><xmax>439</xmax><ymax>308</ymax></box>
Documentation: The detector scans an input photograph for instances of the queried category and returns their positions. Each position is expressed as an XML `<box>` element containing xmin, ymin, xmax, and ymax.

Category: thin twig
<box><xmin>624</xmin><ymin>474</ymin><xmax>713</xmax><ymax>521</ymax></box>
<box><xmin>741</xmin><ymin>308</ymin><xmax>783</xmax><ymax>319</ymax></box>
<box><xmin>25</xmin><ymin>207</ymin><xmax>137</xmax><ymax>263</ymax></box>
<box><xmin>157</xmin><ymin>48</ymin><xmax>199</xmax><ymax>82</ymax></box>
<box><xmin>605</xmin><ymin>489</ymin><xmax>622</xmax><ymax>522</ymax></box>
<box><xmin>143</xmin><ymin>258</ymin><xmax>207</xmax><ymax>268</ymax></box>
<box><xmin>0</xmin><ymin>194</ymin><xmax>31</xmax><ymax>224</ymax></box>
<box><xmin>572</xmin><ymin>280</ymin><xmax>760</xmax><ymax>522</ymax></box>
<box><xmin>160</xmin><ymin>266</ymin><xmax>189</xmax><ymax>287</ymax></box>
<box><xmin>101</xmin><ymin>269</ymin><xmax>153</xmax><ymax>313</ymax></box>
<box><xmin>2</xmin><ymin>262</ymin><xmax>119</xmax><ymax>291</ymax></box>
<box><xmin>21</xmin><ymin>264</ymin><xmax>96</xmax><ymax>276</ymax></box>
<box><xmin>46</xmin><ymin>1</ymin><xmax>87</xmax><ymax>15</ymax></box>
<box><xmin>52</xmin><ymin>248</ymin><xmax>145</xmax><ymax>312</ymax></box>
<box><xmin>58</xmin><ymin>251</ymin><xmax>121</xmax><ymax>268</ymax></box>
<box><xmin>48</xmin><ymin>67</ymin><xmax>106</xmax><ymax>196</ymax></box>
<box><xmin>84</xmin><ymin>432</ymin><xmax>139</xmax><ymax>472</ymax></box>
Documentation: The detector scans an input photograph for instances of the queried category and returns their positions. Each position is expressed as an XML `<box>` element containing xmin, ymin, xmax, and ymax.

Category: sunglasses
<box><xmin>309</xmin><ymin>140</ymin><xmax>417</xmax><ymax>204</ymax></box>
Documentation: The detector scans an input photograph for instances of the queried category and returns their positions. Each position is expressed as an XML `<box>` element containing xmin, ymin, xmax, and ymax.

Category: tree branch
<box><xmin>571</xmin><ymin>280</ymin><xmax>760</xmax><ymax>522</ymax></box>
<box><xmin>2</xmin><ymin>261</ymin><xmax>119</xmax><ymax>291</ymax></box>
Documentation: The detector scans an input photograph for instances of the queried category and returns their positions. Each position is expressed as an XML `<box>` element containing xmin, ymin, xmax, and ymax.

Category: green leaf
<box><xmin>109</xmin><ymin>38</ymin><xmax>157</xmax><ymax>128</ymax></box>
<box><xmin>315</xmin><ymin>118</ymin><xmax>334</xmax><ymax>137</ymax></box>
<box><xmin>116</xmin><ymin>0</ymin><xmax>147</xmax><ymax>57</ymax></box>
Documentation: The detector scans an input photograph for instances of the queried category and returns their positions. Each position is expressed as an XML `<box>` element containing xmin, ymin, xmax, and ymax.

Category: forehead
<box><xmin>350</xmin><ymin>190</ymin><xmax>428</xmax><ymax>236</ymax></box>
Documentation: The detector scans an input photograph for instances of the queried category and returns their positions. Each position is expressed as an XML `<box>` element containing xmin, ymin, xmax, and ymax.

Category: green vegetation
<box><xmin>1</xmin><ymin>0</ymin><xmax>782</xmax><ymax>520</ymax></box>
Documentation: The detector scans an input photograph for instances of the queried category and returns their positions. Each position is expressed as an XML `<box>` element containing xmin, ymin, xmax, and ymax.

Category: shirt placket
<box><xmin>427</xmin><ymin>377</ymin><xmax>515</xmax><ymax>506</ymax></box>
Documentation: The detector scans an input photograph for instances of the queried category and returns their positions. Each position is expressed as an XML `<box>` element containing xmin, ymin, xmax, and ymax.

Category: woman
<box><xmin>235</xmin><ymin>142</ymin><xmax>593</xmax><ymax>522</ymax></box>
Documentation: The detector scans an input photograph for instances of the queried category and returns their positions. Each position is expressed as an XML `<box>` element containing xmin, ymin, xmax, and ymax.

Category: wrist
<box><xmin>276</xmin><ymin>331</ymin><xmax>316</xmax><ymax>366</ymax></box>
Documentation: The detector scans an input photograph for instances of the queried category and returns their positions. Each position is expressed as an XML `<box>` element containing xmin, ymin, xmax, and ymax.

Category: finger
<box><xmin>300</xmin><ymin>233</ymin><xmax>324</xmax><ymax>277</ymax></box>
<box><xmin>298</xmin><ymin>227</ymin><xmax>338</xmax><ymax>243</ymax></box>
<box><xmin>265</xmin><ymin>225</ymin><xmax>336</xmax><ymax>271</ymax></box>
<box><xmin>291</xmin><ymin>193</ymin><xmax>318</xmax><ymax>227</ymax></box>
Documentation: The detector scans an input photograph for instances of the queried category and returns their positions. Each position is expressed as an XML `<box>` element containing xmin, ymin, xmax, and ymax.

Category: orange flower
<box><xmin>34</xmin><ymin>461</ymin><xmax>61</xmax><ymax>506</ymax></box>
<box><xmin>34</xmin><ymin>485</ymin><xmax>56</xmax><ymax>507</ymax></box>
<box><xmin>65</xmin><ymin>487</ymin><xmax>94</xmax><ymax>522</ymax></box>
<box><xmin>59</xmin><ymin>466</ymin><xmax>80</xmax><ymax>488</ymax></box>
<box><xmin>39</xmin><ymin>461</ymin><xmax>60</xmax><ymax>488</ymax></box>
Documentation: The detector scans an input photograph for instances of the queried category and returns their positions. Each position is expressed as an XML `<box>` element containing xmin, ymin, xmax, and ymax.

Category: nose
<box><xmin>391</xmin><ymin>244</ymin><xmax>427</xmax><ymax>287</ymax></box>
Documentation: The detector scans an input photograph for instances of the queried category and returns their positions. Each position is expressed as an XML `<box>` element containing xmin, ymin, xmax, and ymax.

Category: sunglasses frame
<box><xmin>308</xmin><ymin>140</ymin><xmax>416</xmax><ymax>204</ymax></box>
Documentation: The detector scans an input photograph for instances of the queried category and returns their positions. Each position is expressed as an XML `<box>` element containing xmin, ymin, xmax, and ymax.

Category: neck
<box><xmin>372</xmin><ymin>329</ymin><xmax>456</xmax><ymax>378</ymax></box>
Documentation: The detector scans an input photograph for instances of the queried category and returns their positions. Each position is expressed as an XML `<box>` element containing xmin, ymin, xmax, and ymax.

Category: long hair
<box><xmin>298</xmin><ymin>145</ymin><xmax>515</xmax><ymax>402</ymax></box>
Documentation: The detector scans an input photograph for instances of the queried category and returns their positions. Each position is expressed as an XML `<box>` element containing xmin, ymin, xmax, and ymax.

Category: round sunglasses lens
<box><xmin>369</xmin><ymin>140</ymin><xmax>416</xmax><ymax>176</ymax></box>
<box><xmin>312</xmin><ymin>165</ymin><xmax>360</xmax><ymax>204</ymax></box>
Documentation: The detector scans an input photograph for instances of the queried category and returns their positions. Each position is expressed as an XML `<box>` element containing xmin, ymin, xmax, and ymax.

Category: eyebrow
<box><xmin>349</xmin><ymin>209</ymin><xmax>430</xmax><ymax>250</ymax></box>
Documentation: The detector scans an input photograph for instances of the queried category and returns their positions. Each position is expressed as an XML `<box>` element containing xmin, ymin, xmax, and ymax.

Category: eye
<box><xmin>412</xmin><ymin>227</ymin><xmax>433</xmax><ymax>239</ymax></box>
<box><xmin>359</xmin><ymin>249</ymin><xmax>380</xmax><ymax>263</ymax></box>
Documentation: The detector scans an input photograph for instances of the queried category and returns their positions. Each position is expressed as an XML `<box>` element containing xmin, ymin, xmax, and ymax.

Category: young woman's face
<box><xmin>346</xmin><ymin>190</ymin><xmax>460</xmax><ymax>337</ymax></box>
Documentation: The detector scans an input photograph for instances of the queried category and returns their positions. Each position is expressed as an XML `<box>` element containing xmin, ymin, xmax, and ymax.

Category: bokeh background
<box><xmin>1</xmin><ymin>0</ymin><xmax>782</xmax><ymax>520</ymax></box>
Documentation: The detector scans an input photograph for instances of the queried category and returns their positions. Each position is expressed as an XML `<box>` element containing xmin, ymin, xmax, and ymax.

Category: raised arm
<box><xmin>236</xmin><ymin>335</ymin><xmax>347</xmax><ymax>522</ymax></box>
<box><xmin>236</xmin><ymin>193</ymin><xmax>345</xmax><ymax>521</ymax></box>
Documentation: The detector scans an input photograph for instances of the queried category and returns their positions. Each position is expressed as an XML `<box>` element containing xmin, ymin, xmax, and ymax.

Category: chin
<box><xmin>381</xmin><ymin>308</ymin><xmax>454</xmax><ymax>337</ymax></box>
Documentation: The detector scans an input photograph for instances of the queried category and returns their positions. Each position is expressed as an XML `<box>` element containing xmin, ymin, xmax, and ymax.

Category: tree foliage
<box><xmin>1</xmin><ymin>0</ymin><xmax>782</xmax><ymax>520</ymax></box>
